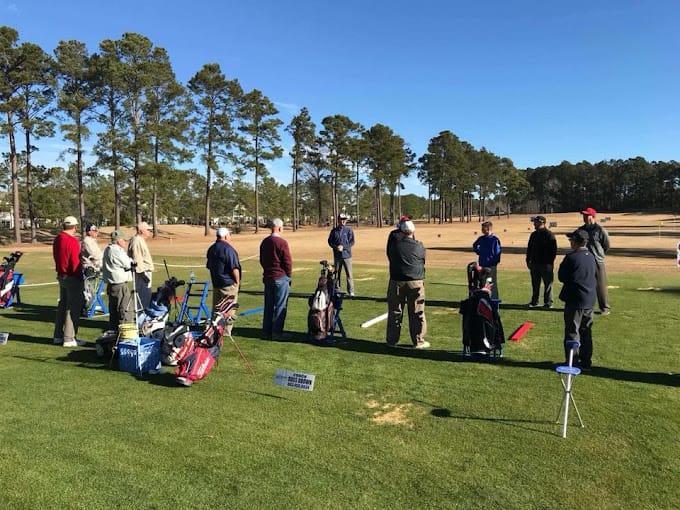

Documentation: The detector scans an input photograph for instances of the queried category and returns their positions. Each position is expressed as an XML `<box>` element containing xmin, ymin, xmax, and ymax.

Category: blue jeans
<box><xmin>263</xmin><ymin>276</ymin><xmax>291</xmax><ymax>337</ymax></box>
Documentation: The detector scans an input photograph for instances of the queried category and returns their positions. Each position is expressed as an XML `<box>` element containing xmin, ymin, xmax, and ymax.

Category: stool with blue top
<box><xmin>555</xmin><ymin>340</ymin><xmax>585</xmax><ymax>438</ymax></box>
<box><xmin>86</xmin><ymin>277</ymin><xmax>109</xmax><ymax>318</ymax></box>
<box><xmin>177</xmin><ymin>279</ymin><xmax>211</xmax><ymax>325</ymax></box>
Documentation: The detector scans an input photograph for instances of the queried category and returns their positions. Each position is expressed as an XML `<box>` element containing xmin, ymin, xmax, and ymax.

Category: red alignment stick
<box><xmin>509</xmin><ymin>321</ymin><xmax>535</xmax><ymax>342</ymax></box>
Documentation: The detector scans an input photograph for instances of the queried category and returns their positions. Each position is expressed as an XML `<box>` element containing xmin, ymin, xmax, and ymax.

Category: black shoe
<box><xmin>544</xmin><ymin>303</ymin><xmax>553</xmax><ymax>309</ymax></box>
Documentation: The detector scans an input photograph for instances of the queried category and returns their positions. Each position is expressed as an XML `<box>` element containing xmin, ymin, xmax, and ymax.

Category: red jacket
<box><xmin>259</xmin><ymin>235</ymin><xmax>292</xmax><ymax>281</ymax></box>
<box><xmin>53</xmin><ymin>231</ymin><xmax>82</xmax><ymax>278</ymax></box>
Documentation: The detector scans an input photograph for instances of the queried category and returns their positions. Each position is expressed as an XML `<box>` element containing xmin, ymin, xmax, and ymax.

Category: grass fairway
<box><xmin>0</xmin><ymin>254</ymin><xmax>678</xmax><ymax>509</ymax></box>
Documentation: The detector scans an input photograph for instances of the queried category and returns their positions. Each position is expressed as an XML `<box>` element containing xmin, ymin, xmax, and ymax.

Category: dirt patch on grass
<box><xmin>367</xmin><ymin>400</ymin><xmax>419</xmax><ymax>428</ymax></box>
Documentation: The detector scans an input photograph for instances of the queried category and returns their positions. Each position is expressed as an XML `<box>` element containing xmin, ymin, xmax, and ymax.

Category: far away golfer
<box><xmin>327</xmin><ymin>213</ymin><xmax>355</xmax><ymax>296</ymax></box>
<box><xmin>580</xmin><ymin>207</ymin><xmax>611</xmax><ymax>315</ymax></box>
<box><xmin>473</xmin><ymin>221</ymin><xmax>501</xmax><ymax>300</ymax></box>
<box><xmin>259</xmin><ymin>218</ymin><xmax>292</xmax><ymax>340</ymax></box>
<box><xmin>526</xmin><ymin>215</ymin><xmax>557</xmax><ymax>308</ymax></box>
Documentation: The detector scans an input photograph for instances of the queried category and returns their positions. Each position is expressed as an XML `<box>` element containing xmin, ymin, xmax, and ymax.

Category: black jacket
<box><xmin>526</xmin><ymin>228</ymin><xmax>557</xmax><ymax>266</ymax></box>
<box><xmin>558</xmin><ymin>247</ymin><xmax>597</xmax><ymax>308</ymax></box>
<box><xmin>387</xmin><ymin>232</ymin><xmax>426</xmax><ymax>281</ymax></box>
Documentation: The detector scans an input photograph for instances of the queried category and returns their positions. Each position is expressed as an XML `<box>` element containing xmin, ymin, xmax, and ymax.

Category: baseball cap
<box><xmin>399</xmin><ymin>220</ymin><xmax>416</xmax><ymax>234</ymax></box>
<box><xmin>216</xmin><ymin>227</ymin><xmax>230</xmax><ymax>237</ymax></box>
<box><xmin>481</xmin><ymin>221</ymin><xmax>493</xmax><ymax>228</ymax></box>
<box><xmin>338</xmin><ymin>213</ymin><xmax>349</xmax><ymax>220</ymax></box>
<box><xmin>268</xmin><ymin>218</ymin><xmax>284</xmax><ymax>228</ymax></box>
<box><xmin>63</xmin><ymin>216</ymin><xmax>78</xmax><ymax>227</ymax></box>
<box><xmin>566</xmin><ymin>229</ymin><xmax>589</xmax><ymax>243</ymax></box>
<box><xmin>580</xmin><ymin>207</ymin><xmax>597</xmax><ymax>217</ymax></box>
<box><xmin>531</xmin><ymin>215</ymin><xmax>546</xmax><ymax>223</ymax></box>
<box><xmin>137</xmin><ymin>221</ymin><xmax>152</xmax><ymax>231</ymax></box>
<box><xmin>110</xmin><ymin>230</ymin><xmax>125</xmax><ymax>242</ymax></box>
<box><xmin>86</xmin><ymin>223</ymin><xmax>98</xmax><ymax>232</ymax></box>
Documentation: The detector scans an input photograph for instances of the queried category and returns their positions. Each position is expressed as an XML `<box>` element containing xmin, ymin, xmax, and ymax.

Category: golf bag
<box><xmin>460</xmin><ymin>262</ymin><xmax>505</xmax><ymax>356</ymax></box>
<box><xmin>137</xmin><ymin>276</ymin><xmax>185</xmax><ymax>337</ymax></box>
<box><xmin>174</xmin><ymin>295</ymin><xmax>239</xmax><ymax>386</ymax></box>
<box><xmin>307</xmin><ymin>260</ymin><xmax>337</xmax><ymax>343</ymax></box>
<box><xmin>0</xmin><ymin>251</ymin><xmax>22</xmax><ymax>308</ymax></box>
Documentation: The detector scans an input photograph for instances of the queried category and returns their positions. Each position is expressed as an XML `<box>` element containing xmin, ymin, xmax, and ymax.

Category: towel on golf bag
<box><xmin>307</xmin><ymin>275</ymin><xmax>335</xmax><ymax>342</ymax></box>
<box><xmin>174</xmin><ymin>296</ymin><xmax>238</xmax><ymax>386</ymax></box>
<box><xmin>459</xmin><ymin>289</ymin><xmax>505</xmax><ymax>354</ymax></box>
<box><xmin>0</xmin><ymin>251</ymin><xmax>22</xmax><ymax>308</ymax></box>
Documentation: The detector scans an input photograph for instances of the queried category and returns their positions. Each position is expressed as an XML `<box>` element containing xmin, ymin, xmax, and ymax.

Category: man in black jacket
<box><xmin>385</xmin><ymin>220</ymin><xmax>429</xmax><ymax>349</ymax></box>
<box><xmin>558</xmin><ymin>229</ymin><xmax>597</xmax><ymax>369</ymax></box>
<box><xmin>526</xmin><ymin>216</ymin><xmax>558</xmax><ymax>308</ymax></box>
<box><xmin>580</xmin><ymin>207</ymin><xmax>611</xmax><ymax>315</ymax></box>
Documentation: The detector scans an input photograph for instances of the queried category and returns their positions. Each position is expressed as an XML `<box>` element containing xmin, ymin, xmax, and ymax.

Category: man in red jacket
<box><xmin>52</xmin><ymin>216</ymin><xmax>86</xmax><ymax>347</ymax></box>
<box><xmin>259</xmin><ymin>218</ymin><xmax>293</xmax><ymax>339</ymax></box>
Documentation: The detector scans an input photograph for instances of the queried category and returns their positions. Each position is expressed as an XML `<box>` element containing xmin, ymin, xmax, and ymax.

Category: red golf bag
<box><xmin>0</xmin><ymin>252</ymin><xmax>22</xmax><ymax>308</ymax></box>
<box><xmin>174</xmin><ymin>295</ymin><xmax>238</xmax><ymax>386</ymax></box>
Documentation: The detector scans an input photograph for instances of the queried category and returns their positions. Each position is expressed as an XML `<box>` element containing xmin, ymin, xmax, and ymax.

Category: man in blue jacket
<box><xmin>327</xmin><ymin>213</ymin><xmax>355</xmax><ymax>296</ymax></box>
<box><xmin>473</xmin><ymin>221</ymin><xmax>501</xmax><ymax>299</ymax></box>
<box><xmin>558</xmin><ymin>229</ymin><xmax>597</xmax><ymax>369</ymax></box>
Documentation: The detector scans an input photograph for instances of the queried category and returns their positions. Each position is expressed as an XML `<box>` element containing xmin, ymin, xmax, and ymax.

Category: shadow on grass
<box><xmin>427</xmin><ymin>406</ymin><xmax>557</xmax><ymax>436</ymax></box>
<box><xmin>234</xmin><ymin>327</ymin><xmax>680</xmax><ymax>388</ymax></box>
<box><xmin>6</xmin><ymin>303</ymin><xmax>107</xmax><ymax>329</ymax></box>
<box><xmin>430</xmin><ymin>245</ymin><xmax>676</xmax><ymax>259</ymax></box>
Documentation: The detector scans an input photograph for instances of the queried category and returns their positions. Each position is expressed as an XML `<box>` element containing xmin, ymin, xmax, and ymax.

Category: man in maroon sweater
<box><xmin>259</xmin><ymin>218</ymin><xmax>293</xmax><ymax>339</ymax></box>
<box><xmin>52</xmin><ymin>216</ymin><xmax>86</xmax><ymax>347</ymax></box>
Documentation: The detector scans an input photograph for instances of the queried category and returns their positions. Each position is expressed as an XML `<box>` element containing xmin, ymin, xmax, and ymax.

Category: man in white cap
<box><xmin>101</xmin><ymin>230</ymin><xmax>134</xmax><ymax>332</ymax></box>
<box><xmin>128</xmin><ymin>221</ymin><xmax>154</xmax><ymax>310</ymax></box>
<box><xmin>80</xmin><ymin>223</ymin><xmax>103</xmax><ymax>273</ymax></box>
<box><xmin>327</xmin><ymin>213</ymin><xmax>355</xmax><ymax>296</ymax></box>
<box><xmin>385</xmin><ymin>219</ymin><xmax>429</xmax><ymax>349</ymax></box>
<box><xmin>206</xmin><ymin>227</ymin><xmax>241</xmax><ymax>316</ymax></box>
<box><xmin>52</xmin><ymin>216</ymin><xmax>85</xmax><ymax>347</ymax></box>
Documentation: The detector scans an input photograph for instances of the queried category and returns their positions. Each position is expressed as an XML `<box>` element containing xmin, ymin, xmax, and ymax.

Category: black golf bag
<box><xmin>460</xmin><ymin>262</ymin><xmax>505</xmax><ymax>356</ymax></box>
<box><xmin>307</xmin><ymin>260</ymin><xmax>344</xmax><ymax>344</ymax></box>
<box><xmin>0</xmin><ymin>251</ymin><xmax>22</xmax><ymax>308</ymax></box>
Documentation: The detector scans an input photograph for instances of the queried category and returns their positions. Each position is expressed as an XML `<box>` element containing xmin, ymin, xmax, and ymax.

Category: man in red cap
<box><xmin>580</xmin><ymin>207</ymin><xmax>611</xmax><ymax>315</ymax></box>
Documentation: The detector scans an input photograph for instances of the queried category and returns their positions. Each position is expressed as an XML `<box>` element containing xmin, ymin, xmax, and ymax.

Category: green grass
<box><xmin>0</xmin><ymin>254</ymin><xmax>678</xmax><ymax>509</ymax></box>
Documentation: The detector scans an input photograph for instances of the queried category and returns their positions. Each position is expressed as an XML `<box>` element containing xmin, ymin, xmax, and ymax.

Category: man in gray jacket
<box><xmin>580</xmin><ymin>207</ymin><xmax>611</xmax><ymax>315</ymax></box>
<box><xmin>102</xmin><ymin>230</ymin><xmax>134</xmax><ymax>332</ymax></box>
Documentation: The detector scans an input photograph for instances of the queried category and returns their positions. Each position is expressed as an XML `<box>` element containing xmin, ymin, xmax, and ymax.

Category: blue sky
<box><xmin>2</xmin><ymin>0</ymin><xmax>678</xmax><ymax>196</ymax></box>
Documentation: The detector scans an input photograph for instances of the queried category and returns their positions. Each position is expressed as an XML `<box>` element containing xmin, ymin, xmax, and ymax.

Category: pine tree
<box><xmin>188</xmin><ymin>63</ymin><xmax>242</xmax><ymax>235</ymax></box>
<box><xmin>285</xmin><ymin>107</ymin><xmax>316</xmax><ymax>231</ymax></box>
<box><xmin>238</xmin><ymin>89</ymin><xmax>282</xmax><ymax>233</ymax></box>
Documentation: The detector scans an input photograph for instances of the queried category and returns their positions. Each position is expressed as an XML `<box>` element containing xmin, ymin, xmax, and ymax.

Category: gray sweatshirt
<box><xmin>581</xmin><ymin>223</ymin><xmax>610</xmax><ymax>264</ymax></box>
<box><xmin>102</xmin><ymin>244</ymin><xmax>133</xmax><ymax>285</ymax></box>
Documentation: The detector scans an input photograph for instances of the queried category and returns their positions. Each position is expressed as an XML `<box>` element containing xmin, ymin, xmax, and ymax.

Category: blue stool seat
<box><xmin>556</xmin><ymin>365</ymin><xmax>581</xmax><ymax>376</ymax></box>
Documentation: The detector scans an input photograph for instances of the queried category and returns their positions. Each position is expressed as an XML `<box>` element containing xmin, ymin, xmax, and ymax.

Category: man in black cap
<box><xmin>526</xmin><ymin>216</ymin><xmax>557</xmax><ymax>308</ymax></box>
<box><xmin>558</xmin><ymin>229</ymin><xmax>597</xmax><ymax>369</ymax></box>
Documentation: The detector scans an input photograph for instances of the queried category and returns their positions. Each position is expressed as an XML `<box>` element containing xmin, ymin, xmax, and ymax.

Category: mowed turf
<box><xmin>0</xmin><ymin>253</ymin><xmax>678</xmax><ymax>509</ymax></box>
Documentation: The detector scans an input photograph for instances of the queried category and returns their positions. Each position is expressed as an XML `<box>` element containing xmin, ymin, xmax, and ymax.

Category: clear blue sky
<box><xmin>3</xmin><ymin>0</ymin><xmax>678</xmax><ymax>196</ymax></box>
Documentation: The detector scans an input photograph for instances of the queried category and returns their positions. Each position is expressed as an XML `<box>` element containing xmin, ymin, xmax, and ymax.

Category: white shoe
<box><xmin>53</xmin><ymin>337</ymin><xmax>63</xmax><ymax>345</ymax></box>
<box><xmin>414</xmin><ymin>341</ymin><xmax>431</xmax><ymax>349</ymax></box>
<box><xmin>63</xmin><ymin>339</ymin><xmax>86</xmax><ymax>347</ymax></box>
<box><xmin>176</xmin><ymin>376</ymin><xmax>192</xmax><ymax>387</ymax></box>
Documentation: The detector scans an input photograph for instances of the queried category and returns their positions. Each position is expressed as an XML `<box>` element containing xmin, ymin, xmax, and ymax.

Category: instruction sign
<box><xmin>274</xmin><ymin>369</ymin><xmax>316</xmax><ymax>391</ymax></box>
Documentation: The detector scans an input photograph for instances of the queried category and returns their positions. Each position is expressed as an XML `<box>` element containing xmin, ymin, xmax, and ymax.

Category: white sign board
<box><xmin>274</xmin><ymin>369</ymin><xmax>316</xmax><ymax>392</ymax></box>
<box><xmin>677</xmin><ymin>242</ymin><xmax>680</xmax><ymax>267</ymax></box>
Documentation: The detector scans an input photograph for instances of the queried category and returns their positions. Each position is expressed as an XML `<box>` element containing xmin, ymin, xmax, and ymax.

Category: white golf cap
<box><xmin>63</xmin><ymin>215</ymin><xmax>78</xmax><ymax>226</ymax></box>
<box><xmin>216</xmin><ymin>227</ymin><xmax>230</xmax><ymax>237</ymax></box>
<box><xmin>399</xmin><ymin>220</ymin><xmax>415</xmax><ymax>234</ymax></box>
<box><xmin>137</xmin><ymin>221</ymin><xmax>152</xmax><ymax>231</ymax></box>
<box><xmin>270</xmin><ymin>218</ymin><xmax>283</xmax><ymax>228</ymax></box>
<box><xmin>338</xmin><ymin>213</ymin><xmax>349</xmax><ymax>220</ymax></box>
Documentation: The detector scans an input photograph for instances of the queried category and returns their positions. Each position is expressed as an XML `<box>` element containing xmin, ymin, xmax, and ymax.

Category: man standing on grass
<box><xmin>473</xmin><ymin>221</ymin><xmax>502</xmax><ymax>300</ymax></box>
<box><xmin>327</xmin><ymin>213</ymin><xmax>355</xmax><ymax>296</ymax></box>
<box><xmin>80</xmin><ymin>223</ymin><xmax>103</xmax><ymax>273</ymax></box>
<box><xmin>52</xmin><ymin>216</ymin><xmax>85</xmax><ymax>347</ymax></box>
<box><xmin>101</xmin><ymin>230</ymin><xmax>134</xmax><ymax>333</ymax></box>
<box><xmin>259</xmin><ymin>218</ymin><xmax>293</xmax><ymax>340</ymax></box>
<box><xmin>526</xmin><ymin>215</ymin><xmax>557</xmax><ymax>308</ymax></box>
<box><xmin>386</xmin><ymin>219</ymin><xmax>429</xmax><ymax>349</ymax></box>
<box><xmin>580</xmin><ymin>207</ymin><xmax>611</xmax><ymax>315</ymax></box>
<box><xmin>207</xmin><ymin>227</ymin><xmax>241</xmax><ymax>334</ymax></box>
<box><xmin>558</xmin><ymin>229</ymin><xmax>597</xmax><ymax>369</ymax></box>
<box><xmin>128</xmin><ymin>221</ymin><xmax>154</xmax><ymax>311</ymax></box>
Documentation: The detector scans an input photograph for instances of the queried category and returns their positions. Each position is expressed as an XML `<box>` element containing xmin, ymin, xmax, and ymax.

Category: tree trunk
<box><xmin>8</xmin><ymin>114</ymin><xmax>20</xmax><ymax>244</ymax></box>
<box><xmin>254</xmin><ymin>132</ymin><xmax>260</xmax><ymax>233</ymax></box>
<box><xmin>355</xmin><ymin>162</ymin><xmax>360</xmax><ymax>228</ymax></box>
<box><xmin>109</xmin><ymin>92</ymin><xmax>121</xmax><ymax>229</ymax></box>
<box><xmin>331</xmin><ymin>168</ymin><xmax>338</xmax><ymax>227</ymax></box>
<box><xmin>389</xmin><ymin>191</ymin><xmax>395</xmax><ymax>226</ymax></box>
<box><xmin>427</xmin><ymin>184</ymin><xmax>432</xmax><ymax>223</ymax></box>
<box><xmin>292</xmin><ymin>155</ymin><xmax>298</xmax><ymax>231</ymax></box>
<box><xmin>204</xmin><ymin>136</ymin><xmax>212</xmax><ymax>236</ymax></box>
<box><xmin>153</xmin><ymin>137</ymin><xmax>160</xmax><ymax>238</ymax></box>
<box><xmin>25</xmin><ymin>128</ymin><xmax>37</xmax><ymax>243</ymax></box>
<box><xmin>316</xmin><ymin>176</ymin><xmax>323</xmax><ymax>226</ymax></box>
<box><xmin>76</xmin><ymin>117</ymin><xmax>85</xmax><ymax>238</ymax></box>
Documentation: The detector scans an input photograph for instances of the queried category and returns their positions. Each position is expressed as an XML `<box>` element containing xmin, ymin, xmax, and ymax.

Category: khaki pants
<box><xmin>386</xmin><ymin>279</ymin><xmax>427</xmax><ymax>346</ymax></box>
<box><xmin>107</xmin><ymin>282</ymin><xmax>133</xmax><ymax>332</ymax></box>
<box><xmin>53</xmin><ymin>275</ymin><xmax>85</xmax><ymax>342</ymax></box>
<box><xmin>595</xmin><ymin>262</ymin><xmax>610</xmax><ymax>311</ymax></box>
<box><xmin>213</xmin><ymin>284</ymin><xmax>239</xmax><ymax>335</ymax></box>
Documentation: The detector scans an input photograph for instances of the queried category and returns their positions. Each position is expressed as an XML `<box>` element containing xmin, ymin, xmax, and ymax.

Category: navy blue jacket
<box><xmin>327</xmin><ymin>225</ymin><xmax>355</xmax><ymax>259</ymax></box>
<box><xmin>206</xmin><ymin>241</ymin><xmax>241</xmax><ymax>288</ymax></box>
<box><xmin>558</xmin><ymin>247</ymin><xmax>597</xmax><ymax>308</ymax></box>
<box><xmin>473</xmin><ymin>234</ymin><xmax>502</xmax><ymax>267</ymax></box>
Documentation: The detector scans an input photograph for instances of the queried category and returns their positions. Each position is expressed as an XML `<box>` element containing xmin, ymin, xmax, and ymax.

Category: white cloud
<box><xmin>273</xmin><ymin>101</ymin><xmax>301</xmax><ymax>115</ymax></box>
<box><xmin>6</xmin><ymin>3</ymin><xmax>19</xmax><ymax>12</ymax></box>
